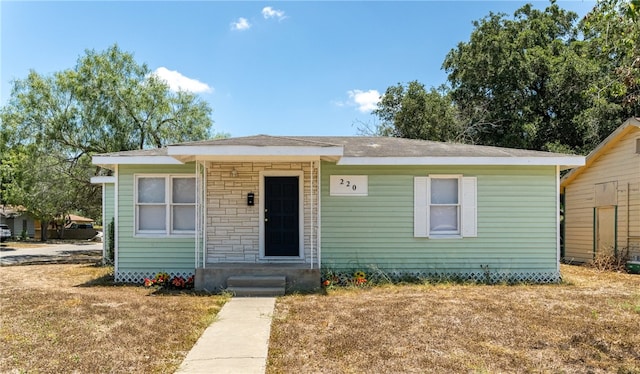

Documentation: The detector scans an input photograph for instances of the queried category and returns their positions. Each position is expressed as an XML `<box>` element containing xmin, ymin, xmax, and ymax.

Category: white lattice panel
<box><xmin>323</xmin><ymin>269</ymin><xmax>561</xmax><ymax>285</ymax></box>
<box><xmin>115</xmin><ymin>271</ymin><xmax>194</xmax><ymax>284</ymax></box>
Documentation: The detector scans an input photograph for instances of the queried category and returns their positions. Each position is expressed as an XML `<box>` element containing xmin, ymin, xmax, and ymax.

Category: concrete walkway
<box><xmin>176</xmin><ymin>297</ymin><xmax>277</xmax><ymax>374</ymax></box>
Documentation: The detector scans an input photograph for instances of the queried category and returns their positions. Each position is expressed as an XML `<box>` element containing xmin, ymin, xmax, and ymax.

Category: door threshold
<box><xmin>261</xmin><ymin>257</ymin><xmax>304</xmax><ymax>261</ymax></box>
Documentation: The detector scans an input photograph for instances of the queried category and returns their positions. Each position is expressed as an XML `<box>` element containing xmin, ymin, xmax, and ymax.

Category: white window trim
<box><xmin>414</xmin><ymin>175</ymin><xmax>477</xmax><ymax>239</ymax></box>
<box><xmin>428</xmin><ymin>174</ymin><xmax>462</xmax><ymax>236</ymax></box>
<box><xmin>134</xmin><ymin>174</ymin><xmax>196</xmax><ymax>237</ymax></box>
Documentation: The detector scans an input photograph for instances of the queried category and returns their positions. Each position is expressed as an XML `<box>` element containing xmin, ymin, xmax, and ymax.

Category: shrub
<box><xmin>143</xmin><ymin>272</ymin><xmax>194</xmax><ymax>289</ymax></box>
<box><xmin>321</xmin><ymin>268</ymin><xmax>368</xmax><ymax>288</ymax></box>
<box><xmin>589</xmin><ymin>246</ymin><xmax>629</xmax><ymax>272</ymax></box>
<box><xmin>106</xmin><ymin>218</ymin><xmax>115</xmax><ymax>265</ymax></box>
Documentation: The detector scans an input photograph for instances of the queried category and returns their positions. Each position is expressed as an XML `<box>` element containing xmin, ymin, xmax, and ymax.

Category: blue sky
<box><xmin>1</xmin><ymin>1</ymin><xmax>596</xmax><ymax>137</ymax></box>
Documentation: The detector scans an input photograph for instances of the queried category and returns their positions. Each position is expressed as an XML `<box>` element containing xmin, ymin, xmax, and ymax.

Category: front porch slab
<box><xmin>195</xmin><ymin>263</ymin><xmax>321</xmax><ymax>294</ymax></box>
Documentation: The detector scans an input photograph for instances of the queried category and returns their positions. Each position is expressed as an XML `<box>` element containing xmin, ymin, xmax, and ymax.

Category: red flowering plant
<box><xmin>171</xmin><ymin>275</ymin><xmax>195</xmax><ymax>289</ymax></box>
<box><xmin>321</xmin><ymin>269</ymin><xmax>368</xmax><ymax>288</ymax></box>
<box><xmin>352</xmin><ymin>270</ymin><xmax>367</xmax><ymax>286</ymax></box>
<box><xmin>320</xmin><ymin>268</ymin><xmax>340</xmax><ymax>288</ymax></box>
<box><xmin>143</xmin><ymin>272</ymin><xmax>170</xmax><ymax>287</ymax></box>
<box><xmin>143</xmin><ymin>272</ymin><xmax>194</xmax><ymax>290</ymax></box>
<box><xmin>172</xmin><ymin>276</ymin><xmax>186</xmax><ymax>288</ymax></box>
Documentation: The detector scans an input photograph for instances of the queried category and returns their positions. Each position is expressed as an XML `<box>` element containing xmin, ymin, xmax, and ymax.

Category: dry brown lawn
<box><xmin>0</xmin><ymin>264</ymin><xmax>226</xmax><ymax>373</ymax></box>
<box><xmin>2</xmin><ymin>263</ymin><xmax>638</xmax><ymax>373</ymax></box>
<box><xmin>268</xmin><ymin>265</ymin><xmax>640</xmax><ymax>373</ymax></box>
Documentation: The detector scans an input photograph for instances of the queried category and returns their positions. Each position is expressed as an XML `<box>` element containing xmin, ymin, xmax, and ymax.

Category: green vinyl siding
<box><xmin>104</xmin><ymin>184</ymin><xmax>115</xmax><ymax>225</ymax></box>
<box><xmin>320</xmin><ymin>162</ymin><xmax>558</xmax><ymax>275</ymax></box>
<box><xmin>116</xmin><ymin>164</ymin><xmax>196</xmax><ymax>276</ymax></box>
<box><xmin>103</xmin><ymin>183</ymin><xmax>115</xmax><ymax>256</ymax></box>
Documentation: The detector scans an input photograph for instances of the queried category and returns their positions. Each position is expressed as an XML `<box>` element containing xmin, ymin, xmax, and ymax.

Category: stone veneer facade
<box><xmin>205</xmin><ymin>161</ymin><xmax>319</xmax><ymax>265</ymax></box>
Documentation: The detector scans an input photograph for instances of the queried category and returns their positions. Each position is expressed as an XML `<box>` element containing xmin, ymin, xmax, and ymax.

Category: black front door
<box><xmin>265</xmin><ymin>176</ymin><xmax>299</xmax><ymax>257</ymax></box>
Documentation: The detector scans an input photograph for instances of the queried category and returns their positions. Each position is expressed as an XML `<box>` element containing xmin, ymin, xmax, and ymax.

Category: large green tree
<box><xmin>0</xmin><ymin>146</ymin><xmax>84</xmax><ymax>240</ymax></box>
<box><xmin>439</xmin><ymin>0</ymin><xmax>639</xmax><ymax>153</ymax></box>
<box><xmin>578</xmin><ymin>0</ymin><xmax>640</xmax><ymax>142</ymax></box>
<box><xmin>2</xmin><ymin>45</ymin><xmax>213</xmax><ymax>155</ymax></box>
<box><xmin>442</xmin><ymin>2</ymin><xmax>602</xmax><ymax>152</ymax></box>
<box><xmin>0</xmin><ymin>45</ymin><xmax>215</xmax><ymax>237</ymax></box>
<box><xmin>369</xmin><ymin>82</ymin><xmax>463</xmax><ymax>142</ymax></box>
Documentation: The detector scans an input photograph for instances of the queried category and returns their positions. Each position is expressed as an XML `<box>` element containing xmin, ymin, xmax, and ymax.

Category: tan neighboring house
<box><xmin>561</xmin><ymin>117</ymin><xmax>640</xmax><ymax>263</ymax></box>
<box><xmin>65</xmin><ymin>214</ymin><xmax>95</xmax><ymax>226</ymax></box>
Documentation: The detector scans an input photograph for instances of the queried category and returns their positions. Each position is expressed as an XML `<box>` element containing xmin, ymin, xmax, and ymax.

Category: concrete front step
<box><xmin>227</xmin><ymin>275</ymin><xmax>286</xmax><ymax>288</ymax></box>
<box><xmin>226</xmin><ymin>286</ymin><xmax>285</xmax><ymax>297</ymax></box>
<box><xmin>195</xmin><ymin>266</ymin><xmax>321</xmax><ymax>293</ymax></box>
<box><xmin>226</xmin><ymin>275</ymin><xmax>286</xmax><ymax>297</ymax></box>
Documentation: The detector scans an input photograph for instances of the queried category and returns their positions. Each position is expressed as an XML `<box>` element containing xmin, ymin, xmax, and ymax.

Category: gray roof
<box><xmin>170</xmin><ymin>135</ymin><xmax>576</xmax><ymax>158</ymax></box>
<box><xmin>95</xmin><ymin>147</ymin><xmax>169</xmax><ymax>157</ymax></box>
<box><xmin>170</xmin><ymin>135</ymin><xmax>340</xmax><ymax>149</ymax></box>
<box><xmin>94</xmin><ymin>135</ymin><xmax>584</xmax><ymax>165</ymax></box>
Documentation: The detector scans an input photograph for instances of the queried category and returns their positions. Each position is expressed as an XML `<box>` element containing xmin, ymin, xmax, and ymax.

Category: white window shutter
<box><xmin>461</xmin><ymin>176</ymin><xmax>477</xmax><ymax>237</ymax></box>
<box><xmin>414</xmin><ymin>177</ymin><xmax>429</xmax><ymax>237</ymax></box>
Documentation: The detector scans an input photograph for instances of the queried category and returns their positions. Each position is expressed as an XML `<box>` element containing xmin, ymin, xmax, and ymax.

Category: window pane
<box><xmin>430</xmin><ymin>206</ymin><xmax>458</xmax><ymax>232</ymax></box>
<box><xmin>431</xmin><ymin>178</ymin><xmax>458</xmax><ymax>204</ymax></box>
<box><xmin>173</xmin><ymin>178</ymin><xmax>196</xmax><ymax>203</ymax></box>
<box><xmin>138</xmin><ymin>178</ymin><xmax>165</xmax><ymax>203</ymax></box>
<box><xmin>173</xmin><ymin>206</ymin><xmax>195</xmax><ymax>231</ymax></box>
<box><xmin>138</xmin><ymin>205</ymin><xmax>166</xmax><ymax>231</ymax></box>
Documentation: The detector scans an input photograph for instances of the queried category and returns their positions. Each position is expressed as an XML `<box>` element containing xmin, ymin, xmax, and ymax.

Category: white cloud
<box><xmin>262</xmin><ymin>6</ymin><xmax>286</xmax><ymax>20</ymax></box>
<box><xmin>231</xmin><ymin>17</ymin><xmax>251</xmax><ymax>31</ymax></box>
<box><xmin>153</xmin><ymin>67</ymin><xmax>212</xmax><ymax>94</ymax></box>
<box><xmin>348</xmin><ymin>89</ymin><xmax>381</xmax><ymax>112</ymax></box>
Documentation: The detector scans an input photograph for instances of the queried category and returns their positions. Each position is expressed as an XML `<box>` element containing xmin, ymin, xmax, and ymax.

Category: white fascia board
<box><xmin>90</xmin><ymin>176</ymin><xmax>116</xmax><ymax>184</ymax></box>
<box><xmin>167</xmin><ymin>145</ymin><xmax>344</xmax><ymax>157</ymax></box>
<box><xmin>92</xmin><ymin>156</ymin><xmax>184</xmax><ymax>165</ymax></box>
<box><xmin>337</xmin><ymin>156</ymin><xmax>586</xmax><ymax>167</ymax></box>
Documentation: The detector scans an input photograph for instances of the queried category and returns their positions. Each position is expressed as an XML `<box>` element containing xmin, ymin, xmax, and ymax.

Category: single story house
<box><xmin>561</xmin><ymin>118</ymin><xmax>640</xmax><ymax>263</ymax></box>
<box><xmin>92</xmin><ymin>136</ymin><xmax>584</xmax><ymax>291</ymax></box>
<box><xmin>0</xmin><ymin>205</ymin><xmax>37</xmax><ymax>239</ymax></box>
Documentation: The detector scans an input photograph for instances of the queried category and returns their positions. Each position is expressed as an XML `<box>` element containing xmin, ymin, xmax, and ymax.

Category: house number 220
<box><xmin>330</xmin><ymin>175</ymin><xmax>368</xmax><ymax>196</ymax></box>
<box><xmin>339</xmin><ymin>179</ymin><xmax>357</xmax><ymax>191</ymax></box>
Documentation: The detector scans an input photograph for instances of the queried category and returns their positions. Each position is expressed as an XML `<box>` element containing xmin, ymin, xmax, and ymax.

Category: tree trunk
<box><xmin>57</xmin><ymin>224</ymin><xmax>65</xmax><ymax>240</ymax></box>
<box><xmin>40</xmin><ymin>221</ymin><xmax>48</xmax><ymax>242</ymax></box>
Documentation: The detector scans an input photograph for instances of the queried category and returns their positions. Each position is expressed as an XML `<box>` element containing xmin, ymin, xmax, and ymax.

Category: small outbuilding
<box><xmin>561</xmin><ymin>118</ymin><xmax>640</xmax><ymax>263</ymax></box>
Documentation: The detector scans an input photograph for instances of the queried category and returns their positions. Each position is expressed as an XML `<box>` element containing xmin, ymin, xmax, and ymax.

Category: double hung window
<box><xmin>136</xmin><ymin>176</ymin><xmax>196</xmax><ymax>235</ymax></box>
<box><xmin>429</xmin><ymin>177</ymin><xmax>460</xmax><ymax>234</ymax></box>
<box><xmin>414</xmin><ymin>175</ymin><xmax>477</xmax><ymax>238</ymax></box>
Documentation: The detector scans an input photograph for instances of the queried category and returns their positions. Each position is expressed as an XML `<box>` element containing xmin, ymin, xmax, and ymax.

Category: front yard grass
<box><xmin>268</xmin><ymin>264</ymin><xmax>640</xmax><ymax>373</ymax></box>
<box><xmin>0</xmin><ymin>264</ymin><xmax>226</xmax><ymax>373</ymax></box>
<box><xmin>2</xmin><ymin>263</ymin><xmax>638</xmax><ymax>373</ymax></box>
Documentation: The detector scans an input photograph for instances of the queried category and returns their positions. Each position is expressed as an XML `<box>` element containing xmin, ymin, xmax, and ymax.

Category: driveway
<box><xmin>0</xmin><ymin>241</ymin><xmax>103</xmax><ymax>265</ymax></box>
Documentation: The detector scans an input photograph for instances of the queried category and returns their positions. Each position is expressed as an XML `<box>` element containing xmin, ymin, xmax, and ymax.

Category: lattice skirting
<box><xmin>115</xmin><ymin>270</ymin><xmax>195</xmax><ymax>284</ymax></box>
<box><xmin>115</xmin><ymin>269</ymin><xmax>560</xmax><ymax>284</ymax></box>
<box><xmin>323</xmin><ymin>268</ymin><xmax>562</xmax><ymax>284</ymax></box>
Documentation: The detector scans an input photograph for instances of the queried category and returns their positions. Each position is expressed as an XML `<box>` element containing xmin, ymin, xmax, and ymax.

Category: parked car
<box><xmin>65</xmin><ymin>223</ymin><xmax>93</xmax><ymax>229</ymax></box>
<box><xmin>0</xmin><ymin>224</ymin><xmax>12</xmax><ymax>242</ymax></box>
